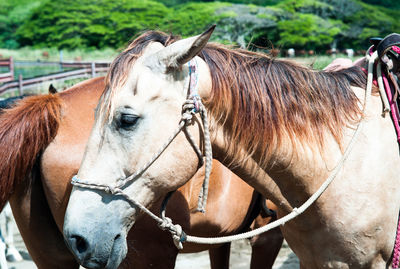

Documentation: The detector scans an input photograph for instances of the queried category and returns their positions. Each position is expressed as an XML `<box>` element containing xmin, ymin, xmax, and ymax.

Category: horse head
<box><xmin>63</xmin><ymin>27</ymin><xmax>215</xmax><ymax>269</ymax></box>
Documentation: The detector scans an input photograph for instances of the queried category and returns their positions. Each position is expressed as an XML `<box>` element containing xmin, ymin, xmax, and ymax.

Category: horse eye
<box><xmin>119</xmin><ymin>114</ymin><xmax>139</xmax><ymax>129</ymax></box>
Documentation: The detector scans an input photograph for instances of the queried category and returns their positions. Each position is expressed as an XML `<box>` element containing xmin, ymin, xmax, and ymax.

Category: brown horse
<box><xmin>0</xmin><ymin>77</ymin><xmax>283</xmax><ymax>268</ymax></box>
<box><xmin>63</xmin><ymin>27</ymin><xmax>400</xmax><ymax>269</ymax></box>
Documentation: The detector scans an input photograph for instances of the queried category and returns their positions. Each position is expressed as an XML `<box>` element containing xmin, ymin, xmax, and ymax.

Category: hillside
<box><xmin>0</xmin><ymin>0</ymin><xmax>399</xmax><ymax>52</ymax></box>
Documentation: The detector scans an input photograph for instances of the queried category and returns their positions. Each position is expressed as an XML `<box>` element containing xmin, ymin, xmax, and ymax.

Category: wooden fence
<box><xmin>0</xmin><ymin>61</ymin><xmax>109</xmax><ymax>96</ymax></box>
<box><xmin>0</xmin><ymin>57</ymin><xmax>14</xmax><ymax>84</ymax></box>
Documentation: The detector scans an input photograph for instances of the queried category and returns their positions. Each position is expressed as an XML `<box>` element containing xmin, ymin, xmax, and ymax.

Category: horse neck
<box><xmin>177</xmin><ymin>160</ymin><xmax>240</xmax><ymax>211</ymax></box>
<box><xmin>212</xmin><ymin>118</ymin><xmax>345</xmax><ymax>214</ymax></box>
<box><xmin>201</xmin><ymin>53</ymin><xmax>357</xmax><ymax>212</ymax></box>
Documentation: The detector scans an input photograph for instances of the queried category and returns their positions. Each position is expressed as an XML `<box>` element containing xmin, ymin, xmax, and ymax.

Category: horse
<box><xmin>0</xmin><ymin>96</ymin><xmax>25</xmax><ymax>109</ymax></box>
<box><xmin>0</xmin><ymin>77</ymin><xmax>283</xmax><ymax>268</ymax></box>
<box><xmin>63</xmin><ymin>26</ymin><xmax>400</xmax><ymax>269</ymax></box>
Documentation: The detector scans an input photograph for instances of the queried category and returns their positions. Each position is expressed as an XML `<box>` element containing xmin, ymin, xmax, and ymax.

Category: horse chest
<box><xmin>282</xmin><ymin>216</ymin><xmax>387</xmax><ymax>268</ymax></box>
<box><xmin>281</xmin><ymin>110</ymin><xmax>400</xmax><ymax>268</ymax></box>
<box><xmin>280</xmin><ymin>176</ymin><xmax>399</xmax><ymax>269</ymax></box>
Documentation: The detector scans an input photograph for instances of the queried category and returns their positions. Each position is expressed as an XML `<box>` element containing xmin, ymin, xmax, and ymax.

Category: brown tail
<box><xmin>0</xmin><ymin>94</ymin><xmax>62</xmax><ymax>210</ymax></box>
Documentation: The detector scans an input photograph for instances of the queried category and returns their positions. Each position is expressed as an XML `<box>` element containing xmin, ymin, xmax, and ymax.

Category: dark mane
<box><xmin>103</xmin><ymin>30</ymin><xmax>367</xmax><ymax>164</ymax></box>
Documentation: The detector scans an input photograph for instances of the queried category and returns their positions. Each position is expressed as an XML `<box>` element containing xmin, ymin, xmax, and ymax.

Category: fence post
<box><xmin>91</xmin><ymin>62</ymin><xmax>96</xmax><ymax>77</ymax></box>
<box><xmin>18</xmin><ymin>74</ymin><xmax>23</xmax><ymax>96</ymax></box>
<box><xmin>9</xmin><ymin>56</ymin><xmax>14</xmax><ymax>81</ymax></box>
<box><xmin>59</xmin><ymin>50</ymin><xmax>63</xmax><ymax>71</ymax></box>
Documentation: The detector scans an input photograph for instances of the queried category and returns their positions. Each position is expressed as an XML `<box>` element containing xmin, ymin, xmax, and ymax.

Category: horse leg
<box><xmin>4</xmin><ymin>203</ymin><xmax>22</xmax><ymax>262</ymax></box>
<box><xmin>209</xmin><ymin>243</ymin><xmax>231</xmax><ymax>269</ymax></box>
<box><xmin>249</xmin><ymin>226</ymin><xmax>283</xmax><ymax>269</ymax></box>
<box><xmin>9</xmin><ymin>168</ymin><xmax>79</xmax><ymax>269</ymax></box>
<box><xmin>0</xmin><ymin>229</ymin><xmax>8</xmax><ymax>269</ymax></box>
<box><xmin>249</xmin><ymin>205</ymin><xmax>284</xmax><ymax>269</ymax></box>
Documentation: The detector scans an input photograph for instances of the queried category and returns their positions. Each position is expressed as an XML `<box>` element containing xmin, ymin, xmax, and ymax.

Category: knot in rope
<box><xmin>158</xmin><ymin>217</ymin><xmax>186</xmax><ymax>249</ymax></box>
<box><xmin>181</xmin><ymin>110</ymin><xmax>194</xmax><ymax>123</ymax></box>
<box><xmin>181</xmin><ymin>97</ymin><xmax>201</xmax><ymax>125</ymax></box>
<box><xmin>104</xmin><ymin>186</ymin><xmax>118</xmax><ymax>194</ymax></box>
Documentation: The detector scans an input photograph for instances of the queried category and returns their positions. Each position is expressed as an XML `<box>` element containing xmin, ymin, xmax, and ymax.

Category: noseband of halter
<box><xmin>71</xmin><ymin>59</ymin><xmax>213</xmax><ymax>248</ymax></box>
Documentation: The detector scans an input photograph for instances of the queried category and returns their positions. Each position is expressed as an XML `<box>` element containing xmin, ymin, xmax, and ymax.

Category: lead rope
<box><xmin>166</xmin><ymin>50</ymin><xmax>376</xmax><ymax>246</ymax></box>
<box><xmin>156</xmin><ymin>51</ymin><xmax>377</xmax><ymax>247</ymax></box>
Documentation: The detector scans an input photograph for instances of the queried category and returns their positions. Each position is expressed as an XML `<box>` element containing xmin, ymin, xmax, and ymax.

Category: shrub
<box><xmin>17</xmin><ymin>0</ymin><xmax>170</xmax><ymax>49</ymax></box>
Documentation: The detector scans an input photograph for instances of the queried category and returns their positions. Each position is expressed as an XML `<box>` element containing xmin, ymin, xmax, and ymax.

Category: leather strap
<box><xmin>370</xmin><ymin>37</ymin><xmax>382</xmax><ymax>48</ymax></box>
<box><xmin>377</xmin><ymin>33</ymin><xmax>400</xmax><ymax>59</ymax></box>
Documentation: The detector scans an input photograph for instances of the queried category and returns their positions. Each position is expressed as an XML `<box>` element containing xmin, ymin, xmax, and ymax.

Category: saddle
<box><xmin>369</xmin><ymin>34</ymin><xmax>400</xmax><ymax>143</ymax></box>
<box><xmin>374</xmin><ymin>34</ymin><xmax>400</xmax><ymax>269</ymax></box>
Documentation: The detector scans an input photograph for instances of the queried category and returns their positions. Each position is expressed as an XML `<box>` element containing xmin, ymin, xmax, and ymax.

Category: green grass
<box><xmin>0</xmin><ymin>47</ymin><xmax>118</xmax><ymax>62</ymax></box>
<box><xmin>16</xmin><ymin>64</ymin><xmax>75</xmax><ymax>79</ymax></box>
<box><xmin>290</xmin><ymin>54</ymin><xmax>357</xmax><ymax>70</ymax></box>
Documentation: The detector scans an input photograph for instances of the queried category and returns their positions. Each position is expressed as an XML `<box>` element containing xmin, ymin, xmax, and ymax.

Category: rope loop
<box><xmin>181</xmin><ymin>111</ymin><xmax>194</xmax><ymax>123</ymax></box>
<box><xmin>182</xmin><ymin>100</ymin><xmax>195</xmax><ymax>112</ymax></box>
<box><xmin>158</xmin><ymin>217</ymin><xmax>185</xmax><ymax>249</ymax></box>
<box><xmin>158</xmin><ymin>216</ymin><xmax>173</xmax><ymax>231</ymax></box>
<box><xmin>171</xmin><ymin>224</ymin><xmax>185</xmax><ymax>249</ymax></box>
<box><xmin>181</xmin><ymin>99</ymin><xmax>198</xmax><ymax>125</ymax></box>
<box><xmin>104</xmin><ymin>186</ymin><xmax>117</xmax><ymax>194</ymax></box>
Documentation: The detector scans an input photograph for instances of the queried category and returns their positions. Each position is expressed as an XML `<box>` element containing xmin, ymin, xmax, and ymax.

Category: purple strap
<box><xmin>381</xmin><ymin>71</ymin><xmax>400</xmax><ymax>142</ymax></box>
<box><xmin>391</xmin><ymin>45</ymin><xmax>400</xmax><ymax>269</ymax></box>
<box><xmin>382</xmin><ymin>45</ymin><xmax>400</xmax><ymax>268</ymax></box>
<box><xmin>393</xmin><ymin>218</ymin><xmax>400</xmax><ymax>268</ymax></box>
<box><xmin>367</xmin><ymin>45</ymin><xmax>400</xmax><ymax>267</ymax></box>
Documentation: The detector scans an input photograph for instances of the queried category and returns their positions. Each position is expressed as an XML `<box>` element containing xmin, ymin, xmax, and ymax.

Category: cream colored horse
<box><xmin>64</xmin><ymin>27</ymin><xmax>400</xmax><ymax>269</ymax></box>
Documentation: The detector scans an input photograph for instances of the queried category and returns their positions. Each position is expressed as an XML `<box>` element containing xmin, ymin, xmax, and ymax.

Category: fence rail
<box><xmin>0</xmin><ymin>57</ymin><xmax>14</xmax><ymax>83</ymax></box>
<box><xmin>0</xmin><ymin>61</ymin><xmax>110</xmax><ymax>96</ymax></box>
<box><xmin>13</xmin><ymin>60</ymin><xmax>109</xmax><ymax>68</ymax></box>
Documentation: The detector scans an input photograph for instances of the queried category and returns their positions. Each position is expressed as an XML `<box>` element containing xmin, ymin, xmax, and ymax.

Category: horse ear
<box><xmin>148</xmin><ymin>25</ymin><xmax>215</xmax><ymax>72</ymax></box>
<box><xmin>48</xmin><ymin>84</ymin><xmax>58</xmax><ymax>94</ymax></box>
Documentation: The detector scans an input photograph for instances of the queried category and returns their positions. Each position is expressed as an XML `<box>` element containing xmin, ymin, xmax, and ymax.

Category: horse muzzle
<box><xmin>64</xmin><ymin>220</ymin><xmax>127</xmax><ymax>269</ymax></box>
<box><xmin>63</xmin><ymin>189</ymin><xmax>130</xmax><ymax>269</ymax></box>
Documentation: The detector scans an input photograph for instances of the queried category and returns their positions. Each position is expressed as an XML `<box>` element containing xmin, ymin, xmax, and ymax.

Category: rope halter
<box><xmin>71</xmin><ymin>58</ymin><xmax>213</xmax><ymax>249</ymax></box>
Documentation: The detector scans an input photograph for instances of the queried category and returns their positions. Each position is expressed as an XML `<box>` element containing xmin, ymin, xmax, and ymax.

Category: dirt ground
<box><xmin>175</xmin><ymin>240</ymin><xmax>299</xmax><ymax>269</ymax></box>
<box><xmin>7</xmin><ymin>222</ymin><xmax>299</xmax><ymax>269</ymax></box>
<box><xmin>3</xmin><ymin>209</ymin><xmax>299</xmax><ymax>269</ymax></box>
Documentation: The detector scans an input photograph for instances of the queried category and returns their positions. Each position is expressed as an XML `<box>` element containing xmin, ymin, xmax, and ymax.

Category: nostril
<box><xmin>71</xmin><ymin>235</ymin><xmax>88</xmax><ymax>254</ymax></box>
<box><xmin>114</xmin><ymin>234</ymin><xmax>121</xmax><ymax>241</ymax></box>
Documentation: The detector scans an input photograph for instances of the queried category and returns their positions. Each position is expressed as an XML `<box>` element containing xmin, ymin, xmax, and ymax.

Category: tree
<box><xmin>277</xmin><ymin>14</ymin><xmax>342</xmax><ymax>50</ymax></box>
<box><xmin>0</xmin><ymin>0</ymin><xmax>46</xmax><ymax>48</ymax></box>
<box><xmin>162</xmin><ymin>2</ymin><xmax>230</xmax><ymax>37</ymax></box>
<box><xmin>16</xmin><ymin>0</ymin><xmax>170</xmax><ymax>49</ymax></box>
<box><xmin>360</xmin><ymin>0</ymin><xmax>400</xmax><ymax>9</ymax></box>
